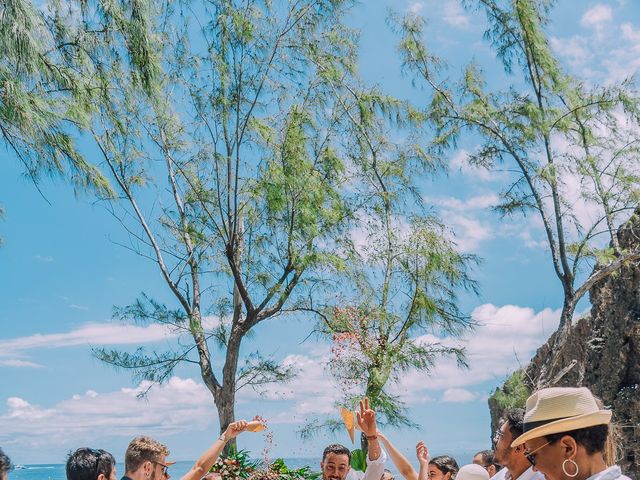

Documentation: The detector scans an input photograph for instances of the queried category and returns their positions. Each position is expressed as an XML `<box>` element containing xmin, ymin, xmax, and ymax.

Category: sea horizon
<box><xmin>10</xmin><ymin>450</ymin><xmax>482</xmax><ymax>480</ymax></box>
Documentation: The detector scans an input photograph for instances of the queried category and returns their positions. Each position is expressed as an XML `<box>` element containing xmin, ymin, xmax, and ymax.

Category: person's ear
<box><xmin>488</xmin><ymin>465</ymin><xmax>496</xmax><ymax>477</ymax></box>
<box><xmin>560</xmin><ymin>436</ymin><xmax>578</xmax><ymax>459</ymax></box>
<box><xmin>97</xmin><ymin>474</ymin><xmax>107</xmax><ymax>480</ymax></box>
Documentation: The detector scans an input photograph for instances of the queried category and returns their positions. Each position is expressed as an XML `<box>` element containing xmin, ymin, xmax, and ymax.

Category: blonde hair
<box><xmin>125</xmin><ymin>436</ymin><xmax>170</xmax><ymax>473</ymax></box>
<box><xmin>603</xmin><ymin>422</ymin><xmax>622</xmax><ymax>466</ymax></box>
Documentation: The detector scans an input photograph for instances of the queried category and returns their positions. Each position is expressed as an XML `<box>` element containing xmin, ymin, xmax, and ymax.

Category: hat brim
<box><xmin>165</xmin><ymin>461</ymin><xmax>176</xmax><ymax>466</ymax></box>
<box><xmin>511</xmin><ymin>410</ymin><xmax>612</xmax><ymax>447</ymax></box>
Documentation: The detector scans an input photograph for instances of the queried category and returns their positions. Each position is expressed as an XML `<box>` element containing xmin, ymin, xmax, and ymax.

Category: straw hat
<box><xmin>456</xmin><ymin>464</ymin><xmax>490</xmax><ymax>480</ymax></box>
<box><xmin>511</xmin><ymin>387</ymin><xmax>612</xmax><ymax>447</ymax></box>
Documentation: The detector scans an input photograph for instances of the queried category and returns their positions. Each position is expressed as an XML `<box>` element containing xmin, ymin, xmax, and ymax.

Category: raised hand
<box><xmin>224</xmin><ymin>419</ymin><xmax>248</xmax><ymax>440</ymax></box>
<box><xmin>356</xmin><ymin>397</ymin><xmax>377</xmax><ymax>437</ymax></box>
<box><xmin>416</xmin><ymin>441</ymin><xmax>430</xmax><ymax>467</ymax></box>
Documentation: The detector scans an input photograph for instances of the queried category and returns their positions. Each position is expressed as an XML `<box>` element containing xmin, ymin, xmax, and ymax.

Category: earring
<box><xmin>562</xmin><ymin>459</ymin><xmax>579</xmax><ymax>478</ymax></box>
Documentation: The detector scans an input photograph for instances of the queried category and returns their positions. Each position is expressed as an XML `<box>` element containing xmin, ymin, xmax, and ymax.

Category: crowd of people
<box><xmin>0</xmin><ymin>387</ymin><xmax>632</xmax><ymax>480</ymax></box>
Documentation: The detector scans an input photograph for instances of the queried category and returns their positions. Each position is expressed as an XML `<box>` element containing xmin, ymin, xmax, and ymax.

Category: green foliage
<box><xmin>211</xmin><ymin>447</ymin><xmax>260</xmax><ymax>479</ymax></box>
<box><xmin>210</xmin><ymin>452</ymin><xmax>320</xmax><ymax>480</ymax></box>
<box><xmin>398</xmin><ymin>0</ymin><xmax>640</xmax><ymax>329</ymax></box>
<box><xmin>490</xmin><ymin>370</ymin><xmax>530</xmax><ymax>410</ymax></box>
<box><xmin>268</xmin><ymin>459</ymin><xmax>321</xmax><ymax>480</ymax></box>
<box><xmin>349</xmin><ymin>449</ymin><xmax>367</xmax><ymax>472</ymax></box>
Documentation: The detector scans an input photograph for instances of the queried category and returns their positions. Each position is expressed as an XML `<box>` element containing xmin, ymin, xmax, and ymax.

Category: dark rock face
<box><xmin>492</xmin><ymin>210</ymin><xmax>640</xmax><ymax>478</ymax></box>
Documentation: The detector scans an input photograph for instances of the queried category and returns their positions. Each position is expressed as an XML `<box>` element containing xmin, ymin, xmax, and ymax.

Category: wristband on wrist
<box><xmin>366</xmin><ymin>434</ymin><xmax>378</xmax><ymax>440</ymax></box>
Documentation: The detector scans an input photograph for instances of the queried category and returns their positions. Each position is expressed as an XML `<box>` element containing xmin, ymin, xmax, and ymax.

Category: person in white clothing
<box><xmin>320</xmin><ymin>398</ymin><xmax>386</xmax><ymax>480</ymax></box>
<box><xmin>511</xmin><ymin>387</ymin><xmax>632</xmax><ymax>480</ymax></box>
<box><xmin>492</xmin><ymin>408</ymin><xmax>543</xmax><ymax>480</ymax></box>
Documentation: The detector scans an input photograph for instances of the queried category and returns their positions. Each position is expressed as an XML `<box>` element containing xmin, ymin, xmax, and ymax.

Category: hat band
<box><xmin>522</xmin><ymin>415</ymin><xmax>573</xmax><ymax>432</ymax></box>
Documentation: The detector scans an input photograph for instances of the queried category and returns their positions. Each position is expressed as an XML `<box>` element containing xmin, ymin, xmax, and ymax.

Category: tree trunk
<box><xmin>216</xmin><ymin>385</ymin><xmax>237</xmax><ymax>454</ymax></box>
<box><xmin>558</xmin><ymin>294</ymin><xmax>576</xmax><ymax>331</ymax></box>
<box><xmin>215</xmin><ymin>323</ymin><xmax>245</xmax><ymax>454</ymax></box>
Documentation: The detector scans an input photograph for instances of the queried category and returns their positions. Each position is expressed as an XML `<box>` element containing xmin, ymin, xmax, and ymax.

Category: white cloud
<box><xmin>407</xmin><ymin>2</ymin><xmax>424</xmax><ymax>14</ymax></box>
<box><xmin>580</xmin><ymin>5</ymin><xmax>613</xmax><ymax>28</ymax></box>
<box><xmin>237</xmin><ymin>350</ymin><xmax>340</xmax><ymax>422</ymax></box>
<box><xmin>550</xmin><ymin>35</ymin><xmax>591</xmax><ymax>67</ymax></box>
<box><xmin>621</xmin><ymin>22</ymin><xmax>640</xmax><ymax>42</ymax></box>
<box><xmin>441</xmin><ymin>388</ymin><xmax>477</xmax><ymax>403</ymax></box>
<box><xmin>398</xmin><ymin>303</ymin><xmax>561</xmax><ymax>397</ymax></box>
<box><xmin>69</xmin><ymin>304</ymin><xmax>89</xmax><ymax>311</ymax></box>
<box><xmin>34</xmin><ymin>254</ymin><xmax>55</xmax><ymax>262</ymax></box>
<box><xmin>0</xmin><ymin>322</ymin><xmax>176</xmax><ymax>357</ymax></box>
<box><xmin>449</xmin><ymin>149</ymin><xmax>497</xmax><ymax>182</ymax></box>
<box><xmin>448</xmin><ymin>214</ymin><xmax>492</xmax><ymax>252</ymax></box>
<box><xmin>0</xmin><ymin>359</ymin><xmax>44</xmax><ymax>368</ymax></box>
<box><xmin>0</xmin><ymin>377</ymin><xmax>216</xmax><ymax>449</ymax></box>
<box><xmin>425</xmin><ymin>190</ymin><xmax>497</xmax><ymax>253</ymax></box>
<box><xmin>428</xmin><ymin>193</ymin><xmax>499</xmax><ymax>211</ymax></box>
<box><xmin>442</xmin><ymin>0</ymin><xmax>469</xmax><ymax>28</ymax></box>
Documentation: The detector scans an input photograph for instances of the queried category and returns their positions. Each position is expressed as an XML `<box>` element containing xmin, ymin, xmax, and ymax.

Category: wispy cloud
<box><xmin>441</xmin><ymin>388</ymin><xmax>477</xmax><ymax>403</ymax></box>
<box><xmin>442</xmin><ymin>0</ymin><xmax>470</xmax><ymax>28</ymax></box>
<box><xmin>580</xmin><ymin>4</ymin><xmax>613</xmax><ymax>28</ymax></box>
<box><xmin>396</xmin><ymin>303</ymin><xmax>561</xmax><ymax>398</ymax></box>
<box><xmin>34</xmin><ymin>255</ymin><xmax>55</xmax><ymax>263</ymax></box>
<box><xmin>0</xmin><ymin>377</ymin><xmax>216</xmax><ymax>449</ymax></box>
<box><xmin>0</xmin><ymin>322</ymin><xmax>177</xmax><ymax>359</ymax></box>
<box><xmin>0</xmin><ymin>359</ymin><xmax>44</xmax><ymax>369</ymax></box>
<box><xmin>407</xmin><ymin>2</ymin><xmax>424</xmax><ymax>14</ymax></box>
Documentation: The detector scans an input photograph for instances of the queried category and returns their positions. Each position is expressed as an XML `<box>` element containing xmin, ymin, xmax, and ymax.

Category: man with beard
<box><xmin>321</xmin><ymin>398</ymin><xmax>386</xmax><ymax>480</ymax></box>
<box><xmin>121</xmin><ymin>420</ymin><xmax>248</xmax><ymax>480</ymax></box>
<box><xmin>492</xmin><ymin>409</ymin><xmax>543</xmax><ymax>480</ymax></box>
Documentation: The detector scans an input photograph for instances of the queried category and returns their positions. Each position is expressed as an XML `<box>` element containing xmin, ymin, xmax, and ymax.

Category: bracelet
<box><xmin>366</xmin><ymin>435</ymin><xmax>378</xmax><ymax>440</ymax></box>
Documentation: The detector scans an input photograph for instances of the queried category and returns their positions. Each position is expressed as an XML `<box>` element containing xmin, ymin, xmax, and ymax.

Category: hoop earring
<box><xmin>562</xmin><ymin>459</ymin><xmax>579</xmax><ymax>478</ymax></box>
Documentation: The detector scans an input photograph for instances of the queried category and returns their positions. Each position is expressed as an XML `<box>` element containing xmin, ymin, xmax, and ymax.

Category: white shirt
<box><xmin>585</xmin><ymin>466</ymin><xmax>632</xmax><ymax>480</ymax></box>
<box><xmin>362</xmin><ymin>448</ymin><xmax>388</xmax><ymax>480</ymax></box>
<box><xmin>492</xmin><ymin>466</ymin><xmax>544</xmax><ymax>480</ymax></box>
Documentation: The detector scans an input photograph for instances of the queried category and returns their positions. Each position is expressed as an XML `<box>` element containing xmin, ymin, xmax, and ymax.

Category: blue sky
<box><xmin>1</xmin><ymin>0</ymin><xmax>639</xmax><ymax>468</ymax></box>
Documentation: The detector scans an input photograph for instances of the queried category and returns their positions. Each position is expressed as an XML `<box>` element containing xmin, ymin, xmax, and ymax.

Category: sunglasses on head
<box><xmin>524</xmin><ymin>441</ymin><xmax>551</xmax><ymax>466</ymax></box>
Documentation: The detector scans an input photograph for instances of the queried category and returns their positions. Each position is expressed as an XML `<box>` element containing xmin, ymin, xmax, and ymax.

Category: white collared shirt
<box><xmin>492</xmin><ymin>466</ymin><xmax>544</xmax><ymax>480</ymax></box>
<box><xmin>584</xmin><ymin>466</ymin><xmax>632</xmax><ymax>480</ymax></box>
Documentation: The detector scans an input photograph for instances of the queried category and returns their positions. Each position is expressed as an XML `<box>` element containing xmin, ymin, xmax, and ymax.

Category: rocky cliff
<box><xmin>490</xmin><ymin>210</ymin><xmax>640</xmax><ymax>479</ymax></box>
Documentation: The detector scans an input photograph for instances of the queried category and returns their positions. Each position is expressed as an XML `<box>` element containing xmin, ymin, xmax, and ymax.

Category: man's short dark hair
<box><xmin>0</xmin><ymin>448</ymin><xmax>11</xmax><ymax>478</ymax></box>
<box><xmin>503</xmin><ymin>408</ymin><xmax>526</xmax><ymax>439</ymax></box>
<box><xmin>322</xmin><ymin>444</ymin><xmax>351</xmax><ymax>462</ymax></box>
<box><xmin>66</xmin><ymin>448</ymin><xmax>115</xmax><ymax>480</ymax></box>
<box><xmin>475</xmin><ymin>450</ymin><xmax>502</xmax><ymax>472</ymax></box>
<box><xmin>475</xmin><ymin>450</ymin><xmax>494</xmax><ymax>466</ymax></box>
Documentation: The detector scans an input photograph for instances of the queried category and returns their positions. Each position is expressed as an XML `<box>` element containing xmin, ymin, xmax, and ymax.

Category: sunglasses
<box><xmin>493</xmin><ymin>430</ymin><xmax>504</xmax><ymax>444</ymax></box>
<box><xmin>153</xmin><ymin>462</ymin><xmax>170</xmax><ymax>477</ymax></box>
<box><xmin>524</xmin><ymin>441</ymin><xmax>551</xmax><ymax>466</ymax></box>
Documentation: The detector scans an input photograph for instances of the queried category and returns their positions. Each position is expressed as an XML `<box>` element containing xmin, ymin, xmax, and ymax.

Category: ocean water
<box><xmin>9</xmin><ymin>452</ymin><xmax>480</xmax><ymax>480</ymax></box>
<box><xmin>9</xmin><ymin>460</ymin><xmax>319</xmax><ymax>480</ymax></box>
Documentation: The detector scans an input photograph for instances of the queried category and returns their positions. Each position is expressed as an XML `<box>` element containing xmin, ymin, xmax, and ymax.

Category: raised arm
<box><xmin>416</xmin><ymin>441</ymin><xmax>430</xmax><ymax>480</ymax></box>
<box><xmin>377</xmin><ymin>432</ymin><xmax>418</xmax><ymax>480</ymax></box>
<box><xmin>180</xmin><ymin>420</ymin><xmax>249</xmax><ymax>480</ymax></box>
<box><xmin>357</xmin><ymin>398</ymin><xmax>386</xmax><ymax>480</ymax></box>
